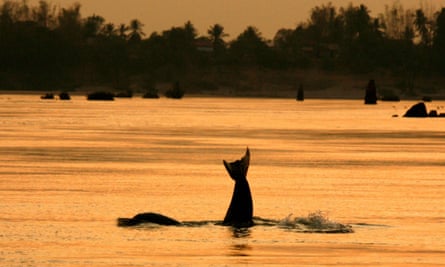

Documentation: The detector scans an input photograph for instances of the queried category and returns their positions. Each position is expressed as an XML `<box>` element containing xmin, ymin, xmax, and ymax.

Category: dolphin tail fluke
<box><xmin>223</xmin><ymin>147</ymin><xmax>250</xmax><ymax>180</ymax></box>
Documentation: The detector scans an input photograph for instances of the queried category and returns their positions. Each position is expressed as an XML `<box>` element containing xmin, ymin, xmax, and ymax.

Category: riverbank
<box><xmin>1</xmin><ymin>69</ymin><xmax>444</xmax><ymax>100</ymax></box>
<box><xmin>186</xmin><ymin>68</ymin><xmax>445</xmax><ymax>100</ymax></box>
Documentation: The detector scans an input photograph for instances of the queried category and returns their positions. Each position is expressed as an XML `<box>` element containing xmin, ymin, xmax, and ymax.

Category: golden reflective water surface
<box><xmin>1</xmin><ymin>95</ymin><xmax>444</xmax><ymax>266</ymax></box>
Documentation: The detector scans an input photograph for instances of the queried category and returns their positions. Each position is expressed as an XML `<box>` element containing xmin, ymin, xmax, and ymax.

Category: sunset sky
<box><xmin>30</xmin><ymin>0</ymin><xmax>445</xmax><ymax>39</ymax></box>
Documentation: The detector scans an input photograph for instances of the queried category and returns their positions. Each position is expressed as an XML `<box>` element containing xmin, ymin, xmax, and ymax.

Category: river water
<box><xmin>0</xmin><ymin>95</ymin><xmax>444</xmax><ymax>266</ymax></box>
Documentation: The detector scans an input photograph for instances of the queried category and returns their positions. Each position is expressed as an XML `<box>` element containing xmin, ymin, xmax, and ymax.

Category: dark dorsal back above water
<box><xmin>222</xmin><ymin>148</ymin><xmax>254</xmax><ymax>227</ymax></box>
<box><xmin>117</xmin><ymin>212</ymin><xmax>180</xmax><ymax>227</ymax></box>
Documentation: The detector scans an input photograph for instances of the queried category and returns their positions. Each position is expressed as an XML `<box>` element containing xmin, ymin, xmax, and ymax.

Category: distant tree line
<box><xmin>1</xmin><ymin>0</ymin><xmax>445</xmax><ymax>92</ymax></box>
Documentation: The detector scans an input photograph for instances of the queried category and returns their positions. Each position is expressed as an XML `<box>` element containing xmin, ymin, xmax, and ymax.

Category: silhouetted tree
<box><xmin>56</xmin><ymin>3</ymin><xmax>82</xmax><ymax>43</ymax></box>
<box><xmin>142</xmin><ymin>32</ymin><xmax>166</xmax><ymax>69</ymax></box>
<box><xmin>159</xmin><ymin>21</ymin><xmax>198</xmax><ymax>71</ymax></box>
<box><xmin>433</xmin><ymin>8</ymin><xmax>445</xmax><ymax>73</ymax></box>
<box><xmin>307</xmin><ymin>3</ymin><xmax>342</xmax><ymax>45</ymax></box>
<box><xmin>273</xmin><ymin>28</ymin><xmax>295</xmax><ymax>64</ymax></box>
<box><xmin>32</xmin><ymin>0</ymin><xmax>57</xmax><ymax>28</ymax></box>
<box><xmin>273</xmin><ymin>27</ymin><xmax>310</xmax><ymax>68</ymax></box>
<box><xmin>414</xmin><ymin>9</ymin><xmax>432</xmax><ymax>47</ymax></box>
<box><xmin>1</xmin><ymin>0</ymin><xmax>445</xmax><ymax>93</ymax></box>
<box><xmin>229</xmin><ymin>26</ymin><xmax>271</xmax><ymax>66</ymax></box>
<box><xmin>380</xmin><ymin>1</ymin><xmax>413</xmax><ymax>40</ymax></box>
<box><xmin>128</xmin><ymin>19</ymin><xmax>144</xmax><ymax>42</ymax></box>
<box><xmin>0</xmin><ymin>1</ymin><xmax>15</xmax><ymax>27</ymax></box>
<box><xmin>184</xmin><ymin>20</ymin><xmax>197</xmax><ymax>41</ymax></box>
<box><xmin>339</xmin><ymin>4</ymin><xmax>383</xmax><ymax>72</ymax></box>
<box><xmin>208</xmin><ymin>23</ymin><xmax>228</xmax><ymax>60</ymax></box>
<box><xmin>83</xmin><ymin>15</ymin><xmax>105</xmax><ymax>38</ymax></box>
<box><xmin>434</xmin><ymin>8</ymin><xmax>445</xmax><ymax>45</ymax></box>
<box><xmin>102</xmin><ymin>23</ymin><xmax>117</xmax><ymax>37</ymax></box>
<box><xmin>208</xmin><ymin>24</ymin><xmax>227</xmax><ymax>45</ymax></box>
<box><xmin>118</xmin><ymin>23</ymin><xmax>128</xmax><ymax>39</ymax></box>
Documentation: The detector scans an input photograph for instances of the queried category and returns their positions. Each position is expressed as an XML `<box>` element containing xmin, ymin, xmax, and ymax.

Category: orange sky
<box><xmin>30</xmin><ymin>0</ymin><xmax>445</xmax><ymax>39</ymax></box>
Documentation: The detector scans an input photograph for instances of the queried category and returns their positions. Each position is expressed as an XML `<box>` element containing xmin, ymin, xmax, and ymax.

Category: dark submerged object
<box><xmin>41</xmin><ymin>93</ymin><xmax>54</xmax><ymax>99</ymax></box>
<box><xmin>165</xmin><ymin>81</ymin><xmax>185</xmax><ymax>99</ymax></box>
<box><xmin>59</xmin><ymin>92</ymin><xmax>71</xmax><ymax>100</ymax></box>
<box><xmin>117</xmin><ymin>148</ymin><xmax>253</xmax><ymax>227</ymax></box>
<box><xmin>296</xmin><ymin>84</ymin><xmax>304</xmax><ymax>101</ymax></box>
<box><xmin>115</xmin><ymin>90</ymin><xmax>133</xmax><ymax>98</ymax></box>
<box><xmin>364</xmin><ymin>79</ymin><xmax>377</xmax><ymax>104</ymax></box>
<box><xmin>380</xmin><ymin>94</ymin><xmax>400</xmax><ymax>102</ymax></box>
<box><xmin>142</xmin><ymin>88</ymin><xmax>160</xmax><ymax>99</ymax></box>
<box><xmin>422</xmin><ymin>96</ymin><xmax>432</xmax><ymax>102</ymax></box>
<box><xmin>87</xmin><ymin>91</ymin><xmax>114</xmax><ymax>101</ymax></box>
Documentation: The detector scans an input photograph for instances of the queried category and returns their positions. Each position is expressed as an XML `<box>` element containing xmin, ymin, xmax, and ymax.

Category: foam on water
<box><xmin>276</xmin><ymin>211</ymin><xmax>353</xmax><ymax>233</ymax></box>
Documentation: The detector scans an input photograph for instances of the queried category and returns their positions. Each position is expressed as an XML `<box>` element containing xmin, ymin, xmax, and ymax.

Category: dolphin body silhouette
<box><xmin>117</xmin><ymin>148</ymin><xmax>253</xmax><ymax>228</ymax></box>
<box><xmin>222</xmin><ymin>148</ymin><xmax>253</xmax><ymax>227</ymax></box>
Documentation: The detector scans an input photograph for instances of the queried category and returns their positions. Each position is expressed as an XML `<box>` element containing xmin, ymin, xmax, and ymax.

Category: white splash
<box><xmin>279</xmin><ymin>211</ymin><xmax>353</xmax><ymax>233</ymax></box>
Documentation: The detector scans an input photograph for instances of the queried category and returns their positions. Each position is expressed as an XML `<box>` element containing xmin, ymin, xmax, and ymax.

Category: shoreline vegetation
<box><xmin>1</xmin><ymin>1</ymin><xmax>445</xmax><ymax>100</ymax></box>
<box><xmin>3</xmin><ymin>71</ymin><xmax>444</xmax><ymax>100</ymax></box>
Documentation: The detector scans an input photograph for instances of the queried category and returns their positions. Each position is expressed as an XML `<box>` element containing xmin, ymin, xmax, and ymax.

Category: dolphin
<box><xmin>117</xmin><ymin>148</ymin><xmax>253</xmax><ymax>227</ymax></box>
<box><xmin>117</xmin><ymin>212</ymin><xmax>180</xmax><ymax>226</ymax></box>
<box><xmin>222</xmin><ymin>147</ymin><xmax>253</xmax><ymax>227</ymax></box>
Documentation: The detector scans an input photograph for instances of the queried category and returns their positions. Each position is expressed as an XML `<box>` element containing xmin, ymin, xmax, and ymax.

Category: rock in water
<box><xmin>87</xmin><ymin>91</ymin><xmax>115</xmax><ymax>101</ymax></box>
<box><xmin>59</xmin><ymin>92</ymin><xmax>71</xmax><ymax>100</ymax></box>
<box><xmin>404</xmin><ymin>102</ymin><xmax>428</xmax><ymax>117</ymax></box>
<box><xmin>296</xmin><ymin>84</ymin><xmax>304</xmax><ymax>101</ymax></box>
<box><xmin>364</xmin><ymin>79</ymin><xmax>377</xmax><ymax>105</ymax></box>
<box><xmin>165</xmin><ymin>81</ymin><xmax>185</xmax><ymax>99</ymax></box>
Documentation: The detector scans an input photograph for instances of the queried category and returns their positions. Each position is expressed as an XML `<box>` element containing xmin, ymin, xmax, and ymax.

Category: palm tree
<box><xmin>128</xmin><ymin>19</ymin><xmax>145</xmax><ymax>42</ymax></box>
<box><xmin>414</xmin><ymin>9</ymin><xmax>431</xmax><ymax>46</ymax></box>
<box><xmin>207</xmin><ymin>23</ymin><xmax>228</xmax><ymax>48</ymax></box>
<box><xmin>118</xmin><ymin>23</ymin><xmax>128</xmax><ymax>39</ymax></box>
<box><xmin>102</xmin><ymin>23</ymin><xmax>117</xmax><ymax>37</ymax></box>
